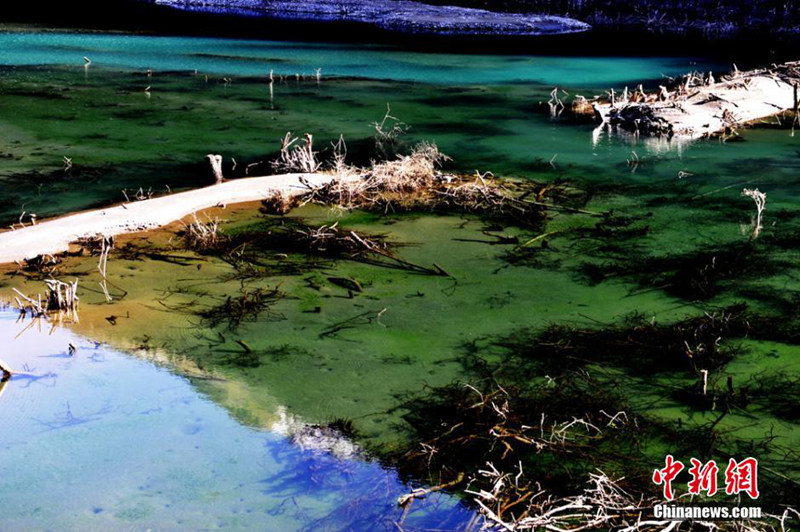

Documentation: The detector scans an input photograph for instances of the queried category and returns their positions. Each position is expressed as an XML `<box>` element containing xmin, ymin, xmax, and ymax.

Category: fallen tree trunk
<box><xmin>0</xmin><ymin>172</ymin><xmax>355</xmax><ymax>264</ymax></box>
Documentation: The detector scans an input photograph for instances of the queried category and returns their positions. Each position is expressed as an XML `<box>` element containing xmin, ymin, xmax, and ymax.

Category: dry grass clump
<box><xmin>259</xmin><ymin>128</ymin><xmax>575</xmax><ymax>228</ymax></box>
<box><xmin>182</xmin><ymin>214</ymin><xmax>221</xmax><ymax>251</ymax></box>
<box><xmin>369</xmin><ymin>141</ymin><xmax>450</xmax><ymax>193</ymax></box>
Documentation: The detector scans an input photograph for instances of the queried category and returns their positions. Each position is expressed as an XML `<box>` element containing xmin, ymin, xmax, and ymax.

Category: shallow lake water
<box><xmin>1</xmin><ymin>27</ymin><xmax>799</xmax><ymax>527</ymax></box>
<box><xmin>0</xmin><ymin>310</ymin><xmax>472</xmax><ymax>530</ymax></box>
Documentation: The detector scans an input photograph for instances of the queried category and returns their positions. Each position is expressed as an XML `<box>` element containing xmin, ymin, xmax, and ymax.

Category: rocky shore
<box><xmin>151</xmin><ymin>0</ymin><xmax>590</xmax><ymax>35</ymax></box>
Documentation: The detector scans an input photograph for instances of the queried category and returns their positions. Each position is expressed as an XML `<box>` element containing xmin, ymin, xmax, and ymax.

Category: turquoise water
<box><xmin>0</xmin><ymin>310</ymin><xmax>471</xmax><ymax>530</ymax></box>
<box><xmin>0</xmin><ymin>31</ymin><xmax>717</xmax><ymax>86</ymax></box>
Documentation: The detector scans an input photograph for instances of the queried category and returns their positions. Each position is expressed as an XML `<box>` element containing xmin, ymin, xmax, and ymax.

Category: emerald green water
<box><xmin>1</xmin><ymin>29</ymin><xmax>799</xmax><ymax>528</ymax></box>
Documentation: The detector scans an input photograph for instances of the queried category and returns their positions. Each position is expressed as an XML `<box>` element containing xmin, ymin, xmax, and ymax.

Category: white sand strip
<box><xmin>0</xmin><ymin>172</ymin><xmax>348</xmax><ymax>264</ymax></box>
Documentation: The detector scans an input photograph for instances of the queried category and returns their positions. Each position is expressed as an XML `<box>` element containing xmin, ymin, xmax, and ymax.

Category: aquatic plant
<box><xmin>197</xmin><ymin>282</ymin><xmax>284</xmax><ymax>331</ymax></box>
<box><xmin>389</xmin><ymin>356</ymin><xmax>799</xmax><ymax>530</ymax></box>
<box><xmin>577</xmin><ymin>239</ymin><xmax>782</xmax><ymax>301</ymax></box>
<box><xmin>740</xmin><ymin>371</ymin><xmax>800</xmax><ymax>422</ymax></box>
<box><xmin>388</xmin><ymin>373</ymin><xmax>787</xmax><ymax>529</ymax></box>
<box><xmin>219</xmin><ymin>217</ymin><xmax>446</xmax><ymax>277</ymax></box>
<box><xmin>391</xmin><ymin>375</ymin><xmax>641</xmax><ymax>490</ymax></box>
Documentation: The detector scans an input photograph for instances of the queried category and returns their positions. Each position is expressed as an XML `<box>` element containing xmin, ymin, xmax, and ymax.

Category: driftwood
<box><xmin>205</xmin><ymin>154</ymin><xmax>224</xmax><ymax>185</ymax></box>
<box><xmin>13</xmin><ymin>279</ymin><xmax>80</xmax><ymax>319</ymax></box>
<box><xmin>592</xmin><ymin>60</ymin><xmax>800</xmax><ymax>139</ymax></box>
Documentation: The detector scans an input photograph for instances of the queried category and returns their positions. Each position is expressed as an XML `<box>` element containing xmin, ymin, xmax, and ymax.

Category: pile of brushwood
<box><xmin>392</xmin><ymin>375</ymin><xmax>657</xmax><ymax>530</ymax></box>
<box><xmin>262</xmin><ymin>141</ymin><xmax>584</xmax><ymax>231</ymax></box>
<box><xmin>165</xmin><ymin>133</ymin><xmax>602</xmax><ymax>292</ymax></box>
<box><xmin>173</xmin><ymin>139</ymin><xmax>594</xmax><ymax>284</ymax></box>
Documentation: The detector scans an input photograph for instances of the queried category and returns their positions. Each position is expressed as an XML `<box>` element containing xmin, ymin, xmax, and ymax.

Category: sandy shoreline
<box><xmin>0</xmin><ymin>172</ymin><xmax>348</xmax><ymax>264</ymax></box>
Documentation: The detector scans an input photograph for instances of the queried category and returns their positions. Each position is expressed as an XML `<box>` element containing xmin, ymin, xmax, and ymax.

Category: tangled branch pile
<box><xmin>18</xmin><ymin>253</ymin><xmax>62</xmax><ymax>278</ymax></box>
<box><xmin>605</xmin><ymin>104</ymin><xmax>673</xmax><ymax>136</ymax></box>
<box><xmin>592</xmin><ymin>61</ymin><xmax>800</xmax><ymax>139</ymax></box>
<box><xmin>473</xmin><ymin>466</ymin><xmax>658</xmax><ymax>531</ymax></box>
<box><xmin>235</xmin><ymin>219</ymin><xmax>447</xmax><ymax>276</ymax></box>
<box><xmin>290</xmin><ymin>222</ymin><xmax>391</xmax><ymax>257</ymax></box>
<box><xmin>722</xmin><ymin>60</ymin><xmax>800</xmax><ymax>86</ymax></box>
<box><xmin>393</xmin><ymin>377</ymin><xmax>798</xmax><ymax>531</ymax></box>
<box><xmin>273</xmin><ymin>141</ymin><xmax>557</xmax><ymax>229</ymax></box>
<box><xmin>392</xmin><ymin>379</ymin><xmax>665</xmax><ymax>530</ymax></box>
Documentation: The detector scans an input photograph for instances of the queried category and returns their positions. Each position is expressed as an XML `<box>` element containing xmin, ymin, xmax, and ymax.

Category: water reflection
<box><xmin>0</xmin><ymin>310</ymin><xmax>473</xmax><ymax>530</ymax></box>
